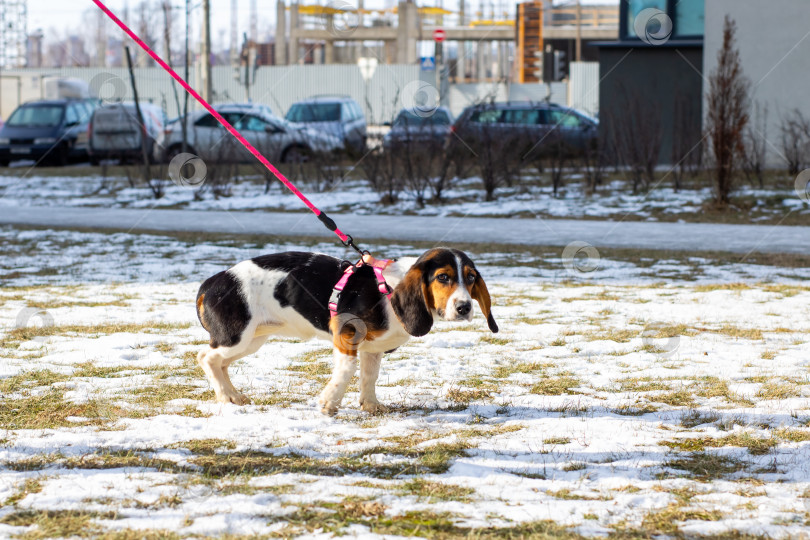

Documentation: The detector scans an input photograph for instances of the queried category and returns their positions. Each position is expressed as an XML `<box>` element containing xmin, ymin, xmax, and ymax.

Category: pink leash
<box><xmin>91</xmin><ymin>0</ymin><xmax>360</xmax><ymax>252</ymax></box>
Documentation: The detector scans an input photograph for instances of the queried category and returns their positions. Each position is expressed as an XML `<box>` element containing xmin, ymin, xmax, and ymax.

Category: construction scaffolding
<box><xmin>0</xmin><ymin>0</ymin><xmax>27</xmax><ymax>68</ymax></box>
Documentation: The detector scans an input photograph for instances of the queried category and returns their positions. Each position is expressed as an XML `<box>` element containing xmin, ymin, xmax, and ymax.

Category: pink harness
<box><xmin>329</xmin><ymin>257</ymin><xmax>392</xmax><ymax>318</ymax></box>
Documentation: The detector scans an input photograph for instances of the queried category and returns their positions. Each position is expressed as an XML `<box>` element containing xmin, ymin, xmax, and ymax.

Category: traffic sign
<box><xmin>433</xmin><ymin>28</ymin><xmax>446</xmax><ymax>42</ymax></box>
<box><xmin>420</xmin><ymin>56</ymin><xmax>436</xmax><ymax>71</ymax></box>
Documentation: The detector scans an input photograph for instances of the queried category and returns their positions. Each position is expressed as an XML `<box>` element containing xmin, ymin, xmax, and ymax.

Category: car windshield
<box><xmin>286</xmin><ymin>103</ymin><xmax>341</xmax><ymax>122</ymax></box>
<box><xmin>394</xmin><ymin>110</ymin><xmax>450</xmax><ymax>127</ymax></box>
<box><xmin>6</xmin><ymin>105</ymin><xmax>64</xmax><ymax>127</ymax></box>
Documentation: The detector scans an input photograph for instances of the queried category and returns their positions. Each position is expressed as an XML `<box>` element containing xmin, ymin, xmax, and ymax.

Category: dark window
<box><xmin>674</xmin><ymin>0</ymin><xmax>704</xmax><ymax>36</ymax></box>
<box><xmin>501</xmin><ymin>108</ymin><xmax>540</xmax><ymax>125</ymax></box>
<box><xmin>238</xmin><ymin>115</ymin><xmax>267</xmax><ymax>131</ymax></box>
<box><xmin>395</xmin><ymin>109</ymin><xmax>450</xmax><ymax>126</ymax></box>
<box><xmin>7</xmin><ymin>105</ymin><xmax>64</xmax><ymax>127</ymax></box>
<box><xmin>469</xmin><ymin>109</ymin><xmax>502</xmax><ymax>123</ymax></box>
<box><xmin>195</xmin><ymin>113</ymin><xmax>221</xmax><ymax>128</ymax></box>
<box><xmin>286</xmin><ymin>103</ymin><xmax>341</xmax><ymax>122</ymax></box>
<box><xmin>65</xmin><ymin>105</ymin><xmax>80</xmax><ymax>125</ymax></box>
<box><xmin>547</xmin><ymin>110</ymin><xmax>584</xmax><ymax>128</ymax></box>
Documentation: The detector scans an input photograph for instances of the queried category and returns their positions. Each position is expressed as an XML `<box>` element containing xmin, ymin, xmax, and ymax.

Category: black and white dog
<box><xmin>195</xmin><ymin>248</ymin><xmax>498</xmax><ymax>415</ymax></box>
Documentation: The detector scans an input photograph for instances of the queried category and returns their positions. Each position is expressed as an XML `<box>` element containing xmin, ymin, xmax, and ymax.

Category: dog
<box><xmin>195</xmin><ymin>247</ymin><xmax>498</xmax><ymax>415</ymax></box>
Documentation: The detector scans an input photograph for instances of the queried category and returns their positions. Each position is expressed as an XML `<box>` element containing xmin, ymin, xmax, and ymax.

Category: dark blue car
<box><xmin>0</xmin><ymin>99</ymin><xmax>95</xmax><ymax>167</ymax></box>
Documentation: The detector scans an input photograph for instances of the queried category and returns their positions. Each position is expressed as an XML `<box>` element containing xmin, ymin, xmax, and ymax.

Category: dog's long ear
<box><xmin>471</xmin><ymin>274</ymin><xmax>498</xmax><ymax>333</ymax></box>
<box><xmin>391</xmin><ymin>266</ymin><xmax>434</xmax><ymax>337</ymax></box>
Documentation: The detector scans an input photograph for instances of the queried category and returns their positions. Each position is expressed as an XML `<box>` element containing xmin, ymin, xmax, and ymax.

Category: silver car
<box><xmin>156</xmin><ymin>105</ymin><xmax>343</xmax><ymax>164</ymax></box>
<box><xmin>285</xmin><ymin>96</ymin><xmax>367</xmax><ymax>156</ymax></box>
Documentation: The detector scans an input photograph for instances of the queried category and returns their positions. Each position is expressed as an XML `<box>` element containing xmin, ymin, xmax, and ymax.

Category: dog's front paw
<box><xmin>360</xmin><ymin>400</ymin><xmax>389</xmax><ymax>414</ymax></box>
<box><xmin>318</xmin><ymin>390</ymin><xmax>339</xmax><ymax>416</ymax></box>
<box><xmin>217</xmin><ymin>389</ymin><xmax>251</xmax><ymax>406</ymax></box>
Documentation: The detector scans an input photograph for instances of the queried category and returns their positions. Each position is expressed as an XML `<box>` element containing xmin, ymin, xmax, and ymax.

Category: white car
<box><xmin>156</xmin><ymin>105</ymin><xmax>343</xmax><ymax>164</ymax></box>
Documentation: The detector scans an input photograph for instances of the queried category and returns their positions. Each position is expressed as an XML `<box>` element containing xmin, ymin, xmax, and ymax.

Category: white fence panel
<box><xmin>569</xmin><ymin>61</ymin><xmax>600</xmax><ymax>117</ymax></box>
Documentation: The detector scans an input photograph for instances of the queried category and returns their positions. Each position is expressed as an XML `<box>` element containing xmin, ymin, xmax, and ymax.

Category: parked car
<box><xmin>383</xmin><ymin>107</ymin><xmax>453</xmax><ymax>149</ymax></box>
<box><xmin>449</xmin><ymin>102</ymin><xmax>598</xmax><ymax>159</ymax></box>
<box><xmin>0</xmin><ymin>99</ymin><xmax>96</xmax><ymax>166</ymax></box>
<box><xmin>88</xmin><ymin>102</ymin><xmax>166</xmax><ymax>165</ymax></box>
<box><xmin>285</xmin><ymin>96</ymin><xmax>367</xmax><ymax>155</ymax></box>
<box><xmin>155</xmin><ymin>104</ymin><xmax>343</xmax><ymax>164</ymax></box>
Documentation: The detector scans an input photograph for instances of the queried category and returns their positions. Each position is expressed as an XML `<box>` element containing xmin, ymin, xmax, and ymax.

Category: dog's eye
<box><xmin>436</xmin><ymin>273</ymin><xmax>450</xmax><ymax>283</ymax></box>
<box><xmin>466</xmin><ymin>273</ymin><xmax>476</xmax><ymax>284</ymax></box>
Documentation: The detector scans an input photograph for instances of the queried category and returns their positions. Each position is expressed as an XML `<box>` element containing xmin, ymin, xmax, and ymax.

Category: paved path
<box><xmin>1</xmin><ymin>206</ymin><xmax>808</xmax><ymax>256</ymax></box>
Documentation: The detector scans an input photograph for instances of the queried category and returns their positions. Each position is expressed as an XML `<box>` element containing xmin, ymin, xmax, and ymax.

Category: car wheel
<box><xmin>49</xmin><ymin>143</ymin><xmax>69</xmax><ymax>167</ymax></box>
<box><xmin>282</xmin><ymin>145</ymin><xmax>311</xmax><ymax>163</ymax></box>
<box><xmin>165</xmin><ymin>144</ymin><xmax>195</xmax><ymax>164</ymax></box>
<box><xmin>89</xmin><ymin>155</ymin><xmax>101</xmax><ymax>166</ymax></box>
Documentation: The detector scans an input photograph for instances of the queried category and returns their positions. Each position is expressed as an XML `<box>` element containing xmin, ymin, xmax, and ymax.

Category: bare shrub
<box><xmin>778</xmin><ymin>109</ymin><xmax>810</xmax><ymax>176</ymax></box>
<box><xmin>609</xmin><ymin>84</ymin><xmax>663</xmax><ymax>193</ymax></box>
<box><xmin>742</xmin><ymin>102</ymin><xmax>768</xmax><ymax>188</ymax></box>
<box><xmin>671</xmin><ymin>93</ymin><xmax>703</xmax><ymax>191</ymax></box>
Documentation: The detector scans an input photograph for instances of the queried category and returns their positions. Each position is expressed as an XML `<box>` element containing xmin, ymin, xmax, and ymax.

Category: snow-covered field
<box><xmin>1</xmin><ymin>170</ymin><xmax>806</xmax><ymax>224</ymax></box>
<box><xmin>2</xmin><ymin>226</ymin><xmax>810</xmax><ymax>538</ymax></box>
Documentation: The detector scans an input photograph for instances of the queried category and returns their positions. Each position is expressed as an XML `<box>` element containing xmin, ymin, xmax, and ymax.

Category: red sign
<box><xmin>433</xmin><ymin>29</ymin><xmax>446</xmax><ymax>42</ymax></box>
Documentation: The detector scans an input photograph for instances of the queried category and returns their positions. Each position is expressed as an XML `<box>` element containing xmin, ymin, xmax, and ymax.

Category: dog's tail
<box><xmin>196</xmin><ymin>292</ymin><xmax>210</xmax><ymax>332</ymax></box>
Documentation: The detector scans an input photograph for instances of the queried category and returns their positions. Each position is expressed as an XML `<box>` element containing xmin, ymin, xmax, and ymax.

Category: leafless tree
<box><xmin>362</xmin><ymin>148</ymin><xmax>403</xmax><ymax>204</ymax></box>
<box><xmin>609</xmin><ymin>84</ymin><xmax>663</xmax><ymax>193</ymax></box>
<box><xmin>742</xmin><ymin>102</ymin><xmax>768</xmax><ymax>188</ymax></box>
<box><xmin>778</xmin><ymin>109</ymin><xmax>810</xmax><ymax>176</ymax></box>
<box><xmin>705</xmin><ymin>15</ymin><xmax>750</xmax><ymax>206</ymax></box>
<box><xmin>671</xmin><ymin>94</ymin><xmax>702</xmax><ymax>192</ymax></box>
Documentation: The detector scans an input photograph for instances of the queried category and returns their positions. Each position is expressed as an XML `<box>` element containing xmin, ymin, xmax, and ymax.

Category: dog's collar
<box><xmin>328</xmin><ymin>257</ymin><xmax>392</xmax><ymax>319</ymax></box>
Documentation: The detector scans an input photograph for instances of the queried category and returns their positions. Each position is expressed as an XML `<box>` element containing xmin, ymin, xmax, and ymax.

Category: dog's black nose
<box><xmin>456</xmin><ymin>301</ymin><xmax>471</xmax><ymax>316</ymax></box>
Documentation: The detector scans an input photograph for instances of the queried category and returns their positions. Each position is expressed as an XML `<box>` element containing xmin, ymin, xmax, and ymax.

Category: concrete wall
<box><xmin>599</xmin><ymin>44</ymin><xmax>704</xmax><ymax>165</ymax></box>
<box><xmin>704</xmin><ymin>0</ymin><xmax>810</xmax><ymax>167</ymax></box>
<box><xmin>0</xmin><ymin>65</ymin><xmax>421</xmax><ymax>125</ymax></box>
<box><xmin>3</xmin><ymin>66</ymin><xmax>577</xmax><ymax>126</ymax></box>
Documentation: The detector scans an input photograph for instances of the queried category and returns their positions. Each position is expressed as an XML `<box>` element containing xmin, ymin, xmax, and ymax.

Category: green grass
<box><xmin>662</xmin><ymin>453</ymin><xmax>745</xmax><ymax>481</ymax></box>
<box><xmin>399</xmin><ymin>478</ymin><xmax>475</xmax><ymax>502</ymax></box>
<box><xmin>530</xmin><ymin>376</ymin><xmax>581</xmax><ymax>396</ymax></box>
<box><xmin>1</xmin><ymin>321</ymin><xmax>192</xmax><ymax>349</ymax></box>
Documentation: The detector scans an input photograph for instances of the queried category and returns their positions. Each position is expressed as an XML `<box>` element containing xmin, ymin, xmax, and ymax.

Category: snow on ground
<box><xmin>2</xmin><ymin>227</ymin><xmax>810</xmax><ymax>538</ymax></box>
<box><xmin>1</xmin><ymin>171</ymin><xmax>806</xmax><ymax>223</ymax></box>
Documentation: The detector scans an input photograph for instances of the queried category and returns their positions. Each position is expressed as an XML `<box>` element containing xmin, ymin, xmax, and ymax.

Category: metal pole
<box><xmin>576</xmin><ymin>0</ymin><xmax>582</xmax><ymax>62</ymax></box>
<box><xmin>201</xmin><ymin>0</ymin><xmax>212</xmax><ymax>102</ymax></box>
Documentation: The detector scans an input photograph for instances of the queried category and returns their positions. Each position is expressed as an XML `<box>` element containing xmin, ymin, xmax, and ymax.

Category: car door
<box><xmin>193</xmin><ymin>112</ymin><xmax>242</xmax><ymax>162</ymax></box>
<box><xmin>236</xmin><ymin>114</ymin><xmax>286</xmax><ymax>163</ymax></box>
<box><xmin>64</xmin><ymin>104</ymin><xmax>88</xmax><ymax>156</ymax></box>
<box><xmin>547</xmin><ymin>109</ymin><xmax>589</xmax><ymax>152</ymax></box>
